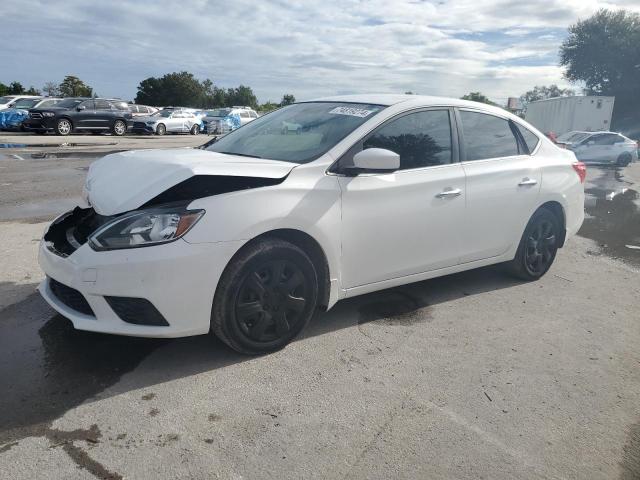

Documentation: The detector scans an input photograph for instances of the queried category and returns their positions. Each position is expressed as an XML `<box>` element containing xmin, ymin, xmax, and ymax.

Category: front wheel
<box><xmin>190</xmin><ymin>124</ymin><xmax>200</xmax><ymax>135</ymax></box>
<box><xmin>211</xmin><ymin>238</ymin><xmax>318</xmax><ymax>355</ymax></box>
<box><xmin>506</xmin><ymin>208</ymin><xmax>560</xmax><ymax>281</ymax></box>
<box><xmin>113</xmin><ymin>120</ymin><xmax>127</xmax><ymax>136</ymax></box>
<box><xmin>55</xmin><ymin>118</ymin><xmax>72</xmax><ymax>136</ymax></box>
<box><xmin>156</xmin><ymin>123</ymin><xmax>166</xmax><ymax>136</ymax></box>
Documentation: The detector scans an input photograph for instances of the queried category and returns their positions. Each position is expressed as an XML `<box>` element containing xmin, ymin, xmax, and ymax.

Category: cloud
<box><xmin>0</xmin><ymin>0</ymin><xmax>637</xmax><ymax>104</ymax></box>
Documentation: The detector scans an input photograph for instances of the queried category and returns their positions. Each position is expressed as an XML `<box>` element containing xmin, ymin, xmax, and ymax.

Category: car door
<box><xmin>168</xmin><ymin>112</ymin><xmax>184</xmax><ymax>132</ymax></box>
<box><xmin>93</xmin><ymin>99</ymin><xmax>113</xmax><ymax>129</ymax></box>
<box><xmin>456</xmin><ymin>109</ymin><xmax>541</xmax><ymax>263</ymax></box>
<box><xmin>72</xmin><ymin>100</ymin><xmax>95</xmax><ymax>128</ymax></box>
<box><xmin>337</xmin><ymin>108</ymin><xmax>466</xmax><ymax>289</ymax></box>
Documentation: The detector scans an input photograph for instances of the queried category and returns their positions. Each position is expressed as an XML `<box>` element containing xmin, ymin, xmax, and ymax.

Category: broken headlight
<box><xmin>88</xmin><ymin>207</ymin><xmax>205</xmax><ymax>251</ymax></box>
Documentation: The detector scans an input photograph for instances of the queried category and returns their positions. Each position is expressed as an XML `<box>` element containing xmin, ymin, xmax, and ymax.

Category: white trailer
<box><xmin>524</xmin><ymin>96</ymin><xmax>615</xmax><ymax>136</ymax></box>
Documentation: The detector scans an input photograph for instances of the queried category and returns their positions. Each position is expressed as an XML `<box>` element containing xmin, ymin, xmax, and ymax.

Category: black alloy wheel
<box><xmin>506</xmin><ymin>208</ymin><xmax>560</xmax><ymax>280</ymax></box>
<box><xmin>211</xmin><ymin>238</ymin><xmax>318</xmax><ymax>355</ymax></box>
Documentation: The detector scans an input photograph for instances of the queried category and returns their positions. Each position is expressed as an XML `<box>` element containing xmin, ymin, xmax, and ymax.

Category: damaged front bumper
<box><xmin>38</xmin><ymin>207</ymin><xmax>244</xmax><ymax>338</ymax></box>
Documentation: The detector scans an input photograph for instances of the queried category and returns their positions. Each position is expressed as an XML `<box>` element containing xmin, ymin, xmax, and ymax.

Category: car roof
<box><xmin>309</xmin><ymin>93</ymin><xmax>504</xmax><ymax>110</ymax></box>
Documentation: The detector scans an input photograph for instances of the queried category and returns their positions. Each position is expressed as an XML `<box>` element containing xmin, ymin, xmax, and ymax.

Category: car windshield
<box><xmin>205</xmin><ymin>108</ymin><xmax>231</xmax><ymax>117</ymax></box>
<box><xmin>206</xmin><ymin>102</ymin><xmax>385</xmax><ymax>163</ymax></box>
<box><xmin>153</xmin><ymin>110</ymin><xmax>173</xmax><ymax>118</ymax></box>
<box><xmin>13</xmin><ymin>98</ymin><xmax>41</xmax><ymax>109</ymax></box>
<box><xmin>0</xmin><ymin>96</ymin><xmax>16</xmax><ymax>104</ymax></box>
<box><xmin>55</xmin><ymin>98</ymin><xmax>84</xmax><ymax>108</ymax></box>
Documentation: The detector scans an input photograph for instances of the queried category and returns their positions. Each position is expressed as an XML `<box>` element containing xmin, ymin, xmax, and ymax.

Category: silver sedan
<box><xmin>131</xmin><ymin>109</ymin><xmax>201</xmax><ymax>135</ymax></box>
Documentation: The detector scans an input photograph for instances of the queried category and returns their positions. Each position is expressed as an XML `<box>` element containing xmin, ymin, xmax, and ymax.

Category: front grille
<box><xmin>49</xmin><ymin>277</ymin><xmax>95</xmax><ymax>316</ymax></box>
<box><xmin>105</xmin><ymin>297</ymin><xmax>169</xmax><ymax>326</ymax></box>
<box><xmin>29</xmin><ymin>112</ymin><xmax>43</xmax><ymax>119</ymax></box>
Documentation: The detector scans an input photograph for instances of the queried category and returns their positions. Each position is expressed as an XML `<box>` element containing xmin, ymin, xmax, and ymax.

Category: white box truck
<box><xmin>524</xmin><ymin>96</ymin><xmax>615</xmax><ymax>135</ymax></box>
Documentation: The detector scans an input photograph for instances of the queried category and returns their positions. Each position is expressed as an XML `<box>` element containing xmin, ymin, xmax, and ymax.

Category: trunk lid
<box><xmin>85</xmin><ymin>148</ymin><xmax>296</xmax><ymax>216</ymax></box>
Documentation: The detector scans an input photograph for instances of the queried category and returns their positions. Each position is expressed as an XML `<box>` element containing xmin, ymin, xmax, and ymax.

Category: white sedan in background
<box><xmin>130</xmin><ymin>109</ymin><xmax>201</xmax><ymax>135</ymax></box>
<box><xmin>38</xmin><ymin>95</ymin><xmax>585</xmax><ymax>355</ymax></box>
<box><xmin>556</xmin><ymin>131</ymin><xmax>637</xmax><ymax>166</ymax></box>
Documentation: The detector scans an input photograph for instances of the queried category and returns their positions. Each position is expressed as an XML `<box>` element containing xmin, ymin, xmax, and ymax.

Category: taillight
<box><xmin>572</xmin><ymin>161</ymin><xmax>587</xmax><ymax>184</ymax></box>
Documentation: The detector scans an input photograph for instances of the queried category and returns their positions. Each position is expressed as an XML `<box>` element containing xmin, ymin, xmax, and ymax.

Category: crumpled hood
<box><xmin>84</xmin><ymin>148</ymin><xmax>296</xmax><ymax>215</ymax></box>
<box><xmin>135</xmin><ymin>115</ymin><xmax>160</xmax><ymax>123</ymax></box>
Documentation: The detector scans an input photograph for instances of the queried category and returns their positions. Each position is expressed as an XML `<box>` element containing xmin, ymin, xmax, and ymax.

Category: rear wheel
<box><xmin>55</xmin><ymin>118</ymin><xmax>72</xmax><ymax>136</ymax></box>
<box><xmin>156</xmin><ymin>123</ymin><xmax>166</xmax><ymax>136</ymax></box>
<box><xmin>616</xmin><ymin>152</ymin><xmax>632</xmax><ymax>167</ymax></box>
<box><xmin>211</xmin><ymin>238</ymin><xmax>318</xmax><ymax>355</ymax></box>
<box><xmin>113</xmin><ymin>120</ymin><xmax>127</xmax><ymax>136</ymax></box>
<box><xmin>506</xmin><ymin>208</ymin><xmax>560</xmax><ymax>281</ymax></box>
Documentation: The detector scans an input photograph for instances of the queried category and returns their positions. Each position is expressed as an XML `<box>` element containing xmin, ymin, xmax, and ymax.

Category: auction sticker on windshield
<box><xmin>328</xmin><ymin>106</ymin><xmax>376</xmax><ymax>118</ymax></box>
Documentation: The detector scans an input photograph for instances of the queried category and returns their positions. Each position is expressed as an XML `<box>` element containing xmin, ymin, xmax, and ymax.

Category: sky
<box><xmin>1</xmin><ymin>0</ymin><xmax>639</xmax><ymax>105</ymax></box>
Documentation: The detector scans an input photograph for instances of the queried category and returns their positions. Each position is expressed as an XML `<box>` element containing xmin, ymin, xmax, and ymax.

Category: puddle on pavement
<box><xmin>0</xmin><ymin>142</ymin><xmax>118</xmax><ymax>149</ymax></box>
<box><xmin>0</xmin><ymin>197</ymin><xmax>83</xmax><ymax>223</ymax></box>
<box><xmin>0</xmin><ymin>151</ymin><xmax>117</xmax><ymax>161</ymax></box>
<box><xmin>0</xmin><ymin>293</ymin><xmax>166</xmax><ymax>444</ymax></box>
<box><xmin>580</xmin><ymin>170</ymin><xmax>640</xmax><ymax>267</ymax></box>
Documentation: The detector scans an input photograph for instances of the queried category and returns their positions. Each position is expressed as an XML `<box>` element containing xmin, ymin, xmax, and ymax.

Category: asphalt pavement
<box><xmin>0</xmin><ymin>133</ymin><xmax>638</xmax><ymax>479</ymax></box>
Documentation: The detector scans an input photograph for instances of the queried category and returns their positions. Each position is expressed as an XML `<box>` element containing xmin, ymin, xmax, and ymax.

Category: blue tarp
<box><xmin>0</xmin><ymin>109</ymin><xmax>28</xmax><ymax>130</ymax></box>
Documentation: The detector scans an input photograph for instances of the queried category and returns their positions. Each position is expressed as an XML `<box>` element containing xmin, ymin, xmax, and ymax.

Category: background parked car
<box><xmin>556</xmin><ymin>131</ymin><xmax>637</xmax><ymax>166</ymax></box>
<box><xmin>129</xmin><ymin>104</ymin><xmax>159</xmax><ymax>117</ymax></box>
<box><xmin>0</xmin><ymin>95</ymin><xmax>41</xmax><ymax>110</ymax></box>
<box><xmin>130</xmin><ymin>108</ymin><xmax>201</xmax><ymax>135</ymax></box>
<box><xmin>0</xmin><ymin>97</ymin><xmax>61</xmax><ymax>131</ymax></box>
<box><xmin>23</xmin><ymin>98</ymin><xmax>132</xmax><ymax>136</ymax></box>
<box><xmin>202</xmin><ymin>106</ymin><xmax>258</xmax><ymax>134</ymax></box>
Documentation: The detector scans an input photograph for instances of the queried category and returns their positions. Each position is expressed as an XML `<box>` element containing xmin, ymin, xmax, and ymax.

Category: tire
<box><xmin>55</xmin><ymin>118</ymin><xmax>72</xmax><ymax>136</ymax></box>
<box><xmin>506</xmin><ymin>208</ymin><xmax>560</xmax><ymax>281</ymax></box>
<box><xmin>156</xmin><ymin>123</ymin><xmax>166</xmax><ymax>136</ymax></box>
<box><xmin>190</xmin><ymin>124</ymin><xmax>200</xmax><ymax>135</ymax></box>
<box><xmin>113</xmin><ymin>120</ymin><xmax>127</xmax><ymax>136</ymax></box>
<box><xmin>616</xmin><ymin>152</ymin><xmax>632</xmax><ymax>167</ymax></box>
<box><xmin>211</xmin><ymin>238</ymin><xmax>318</xmax><ymax>355</ymax></box>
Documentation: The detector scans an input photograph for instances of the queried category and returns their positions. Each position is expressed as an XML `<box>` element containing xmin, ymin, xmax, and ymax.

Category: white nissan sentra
<box><xmin>38</xmin><ymin>95</ymin><xmax>586</xmax><ymax>354</ymax></box>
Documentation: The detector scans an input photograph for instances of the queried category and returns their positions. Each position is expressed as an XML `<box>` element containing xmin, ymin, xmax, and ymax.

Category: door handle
<box><xmin>435</xmin><ymin>188</ymin><xmax>462</xmax><ymax>198</ymax></box>
<box><xmin>518</xmin><ymin>178</ymin><xmax>538</xmax><ymax>186</ymax></box>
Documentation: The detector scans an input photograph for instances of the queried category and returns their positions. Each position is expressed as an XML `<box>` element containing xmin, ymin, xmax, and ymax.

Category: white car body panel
<box><xmin>38</xmin><ymin>94</ymin><xmax>586</xmax><ymax>338</ymax></box>
<box><xmin>85</xmin><ymin>149</ymin><xmax>296</xmax><ymax>216</ymax></box>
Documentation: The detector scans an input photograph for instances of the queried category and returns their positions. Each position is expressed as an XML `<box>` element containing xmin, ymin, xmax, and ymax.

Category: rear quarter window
<box><xmin>515</xmin><ymin>123</ymin><xmax>540</xmax><ymax>153</ymax></box>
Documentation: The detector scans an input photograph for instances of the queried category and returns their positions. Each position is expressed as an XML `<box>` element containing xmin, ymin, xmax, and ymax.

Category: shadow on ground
<box><xmin>0</xmin><ymin>266</ymin><xmax>521</xmax><ymax>444</ymax></box>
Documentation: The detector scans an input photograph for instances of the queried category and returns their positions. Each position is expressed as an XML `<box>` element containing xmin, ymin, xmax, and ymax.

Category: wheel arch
<box><xmin>537</xmin><ymin>200</ymin><xmax>566</xmax><ymax>248</ymax></box>
<box><xmin>224</xmin><ymin>228</ymin><xmax>331</xmax><ymax>311</ymax></box>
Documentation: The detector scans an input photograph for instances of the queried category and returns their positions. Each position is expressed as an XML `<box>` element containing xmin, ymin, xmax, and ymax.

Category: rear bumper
<box><xmin>38</xmin><ymin>235</ymin><xmax>244</xmax><ymax>338</ymax></box>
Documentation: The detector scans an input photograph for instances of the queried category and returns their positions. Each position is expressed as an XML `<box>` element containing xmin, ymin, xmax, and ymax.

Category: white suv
<box><xmin>0</xmin><ymin>95</ymin><xmax>41</xmax><ymax>111</ymax></box>
<box><xmin>38</xmin><ymin>95</ymin><xmax>585</xmax><ymax>355</ymax></box>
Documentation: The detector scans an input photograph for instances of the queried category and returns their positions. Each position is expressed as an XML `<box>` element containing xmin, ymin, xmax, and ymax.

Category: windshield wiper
<box><xmin>218</xmin><ymin>151</ymin><xmax>262</xmax><ymax>159</ymax></box>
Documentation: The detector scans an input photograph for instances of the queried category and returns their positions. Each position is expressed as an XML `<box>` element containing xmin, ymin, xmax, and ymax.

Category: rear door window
<box><xmin>94</xmin><ymin>100</ymin><xmax>111</xmax><ymax>110</ymax></box>
<box><xmin>460</xmin><ymin>111</ymin><xmax>520</xmax><ymax>161</ymax></box>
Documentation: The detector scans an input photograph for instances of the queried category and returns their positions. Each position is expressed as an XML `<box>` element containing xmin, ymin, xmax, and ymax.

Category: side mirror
<box><xmin>349</xmin><ymin>148</ymin><xmax>400</xmax><ymax>173</ymax></box>
<box><xmin>76</xmin><ymin>105</ymin><xmax>86</xmax><ymax>111</ymax></box>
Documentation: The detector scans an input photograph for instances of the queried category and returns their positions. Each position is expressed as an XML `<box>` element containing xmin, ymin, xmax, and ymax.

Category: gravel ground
<box><xmin>0</xmin><ymin>135</ymin><xmax>638</xmax><ymax>479</ymax></box>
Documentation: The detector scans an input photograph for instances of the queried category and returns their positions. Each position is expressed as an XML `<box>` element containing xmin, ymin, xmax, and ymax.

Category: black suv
<box><xmin>24</xmin><ymin>98</ymin><xmax>132</xmax><ymax>136</ymax></box>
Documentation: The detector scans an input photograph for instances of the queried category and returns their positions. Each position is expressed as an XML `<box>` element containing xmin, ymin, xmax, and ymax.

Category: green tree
<box><xmin>461</xmin><ymin>92</ymin><xmax>496</xmax><ymax>105</ymax></box>
<box><xmin>8</xmin><ymin>81</ymin><xmax>24</xmax><ymax>94</ymax></box>
<box><xmin>280</xmin><ymin>94</ymin><xmax>296</xmax><ymax>106</ymax></box>
<box><xmin>225</xmin><ymin>85</ymin><xmax>258</xmax><ymax>109</ymax></box>
<box><xmin>259</xmin><ymin>101</ymin><xmax>280</xmax><ymax>113</ymax></box>
<box><xmin>59</xmin><ymin>75</ymin><xmax>93</xmax><ymax>97</ymax></box>
<box><xmin>520</xmin><ymin>85</ymin><xmax>574</xmax><ymax>104</ymax></box>
<box><xmin>135</xmin><ymin>71</ymin><xmax>216</xmax><ymax>108</ymax></box>
<box><xmin>560</xmin><ymin>9</ymin><xmax>640</xmax><ymax>132</ymax></box>
<box><xmin>24</xmin><ymin>86</ymin><xmax>41</xmax><ymax>95</ymax></box>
